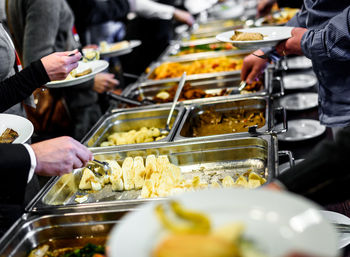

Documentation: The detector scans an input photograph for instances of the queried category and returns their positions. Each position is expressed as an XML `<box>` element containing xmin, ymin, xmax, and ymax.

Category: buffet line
<box><xmin>0</xmin><ymin>13</ymin><xmax>313</xmax><ymax>256</ymax></box>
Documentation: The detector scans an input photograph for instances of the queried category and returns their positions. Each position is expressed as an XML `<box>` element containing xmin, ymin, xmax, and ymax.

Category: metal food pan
<box><xmin>144</xmin><ymin>50</ymin><xmax>249</xmax><ymax>84</ymax></box>
<box><xmin>82</xmin><ymin>105</ymin><xmax>184</xmax><ymax>148</ymax></box>
<box><xmin>0</xmin><ymin>209</ymin><xmax>132</xmax><ymax>256</ymax></box>
<box><xmin>174</xmin><ymin>96</ymin><xmax>287</xmax><ymax>141</ymax></box>
<box><xmin>192</xmin><ymin>18</ymin><xmax>245</xmax><ymax>35</ymax></box>
<box><xmin>27</xmin><ymin>135</ymin><xmax>278</xmax><ymax>213</ymax></box>
<box><xmin>123</xmin><ymin>74</ymin><xmax>269</xmax><ymax>107</ymax></box>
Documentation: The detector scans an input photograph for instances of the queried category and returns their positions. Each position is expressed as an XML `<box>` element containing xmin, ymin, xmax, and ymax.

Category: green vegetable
<box><xmin>63</xmin><ymin>243</ymin><xmax>105</xmax><ymax>257</ymax></box>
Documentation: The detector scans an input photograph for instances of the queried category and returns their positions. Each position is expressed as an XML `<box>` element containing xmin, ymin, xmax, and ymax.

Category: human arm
<box><xmin>0</xmin><ymin>50</ymin><xmax>81</xmax><ymax>112</ymax></box>
<box><xmin>130</xmin><ymin>0</ymin><xmax>194</xmax><ymax>25</ymax></box>
<box><xmin>31</xmin><ymin>136</ymin><xmax>93</xmax><ymax>176</ymax></box>
<box><xmin>299</xmin><ymin>6</ymin><xmax>350</xmax><ymax>62</ymax></box>
<box><xmin>257</xmin><ymin>0</ymin><xmax>276</xmax><ymax>17</ymax></box>
<box><xmin>93</xmin><ymin>73</ymin><xmax>119</xmax><ymax>94</ymax></box>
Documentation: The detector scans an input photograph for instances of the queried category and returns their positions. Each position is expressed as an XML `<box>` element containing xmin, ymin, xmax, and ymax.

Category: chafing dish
<box><xmin>122</xmin><ymin>74</ymin><xmax>269</xmax><ymax>107</ymax></box>
<box><xmin>143</xmin><ymin>50</ymin><xmax>250</xmax><ymax>84</ymax></box>
<box><xmin>174</xmin><ymin>96</ymin><xmax>287</xmax><ymax>142</ymax></box>
<box><xmin>161</xmin><ymin>38</ymin><xmax>242</xmax><ymax>61</ymax></box>
<box><xmin>81</xmin><ymin>105</ymin><xmax>185</xmax><ymax>148</ymax></box>
<box><xmin>0</xmin><ymin>209</ymin><xmax>133</xmax><ymax>256</ymax></box>
<box><xmin>193</xmin><ymin>18</ymin><xmax>245</xmax><ymax>35</ymax></box>
<box><xmin>27</xmin><ymin>135</ymin><xmax>278</xmax><ymax>214</ymax></box>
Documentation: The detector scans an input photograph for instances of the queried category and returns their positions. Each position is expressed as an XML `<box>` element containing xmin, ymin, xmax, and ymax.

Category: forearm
<box><xmin>130</xmin><ymin>0</ymin><xmax>175</xmax><ymax>20</ymax></box>
<box><xmin>0</xmin><ymin>60</ymin><xmax>49</xmax><ymax>112</ymax></box>
<box><xmin>301</xmin><ymin>7</ymin><xmax>350</xmax><ymax>61</ymax></box>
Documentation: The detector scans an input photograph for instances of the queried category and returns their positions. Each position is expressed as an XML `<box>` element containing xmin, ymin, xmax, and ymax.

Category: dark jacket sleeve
<box><xmin>0</xmin><ymin>60</ymin><xmax>50</xmax><ymax>112</ymax></box>
<box><xmin>0</xmin><ymin>144</ymin><xmax>31</xmax><ymax>204</ymax></box>
<box><xmin>277</xmin><ymin>127</ymin><xmax>350</xmax><ymax>205</ymax></box>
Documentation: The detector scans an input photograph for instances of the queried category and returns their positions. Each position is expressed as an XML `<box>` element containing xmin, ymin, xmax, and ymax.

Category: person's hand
<box><xmin>257</xmin><ymin>0</ymin><xmax>276</xmax><ymax>17</ymax></box>
<box><xmin>173</xmin><ymin>9</ymin><xmax>195</xmax><ymax>26</ymax></box>
<box><xmin>31</xmin><ymin>136</ymin><xmax>93</xmax><ymax>176</ymax></box>
<box><xmin>93</xmin><ymin>73</ymin><xmax>119</xmax><ymax>94</ymax></box>
<box><xmin>264</xmin><ymin>181</ymin><xmax>284</xmax><ymax>191</ymax></box>
<box><xmin>275</xmin><ymin>27</ymin><xmax>307</xmax><ymax>56</ymax></box>
<box><xmin>241</xmin><ymin>49</ymin><xmax>270</xmax><ymax>83</ymax></box>
<box><xmin>40</xmin><ymin>49</ymin><xmax>82</xmax><ymax>81</ymax></box>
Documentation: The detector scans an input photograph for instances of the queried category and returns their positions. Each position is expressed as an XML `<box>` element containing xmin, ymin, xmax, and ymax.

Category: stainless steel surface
<box><xmin>27</xmin><ymin>135</ymin><xmax>278</xmax><ymax>213</ymax></box>
<box><xmin>144</xmin><ymin>51</ymin><xmax>249</xmax><ymax>84</ymax></box>
<box><xmin>81</xmin><ymin>105</ymin><xmax>185</xmax><ymax>148</ymax></box>
<box><xmin>161</xmin><ymin>72</ymin><xmax>187</xmax><ymax>135</ymax></box>
<box><xmin>122</xmin><ymin>73</ymin><xmax>270</xmax><ymax>108</ymax></box>
<box><xmin>238</xmin><ymin>81</ymin><xmax>247</xmax><ymax>91</ymax></box>
<box><xmin>91</xmin><ymin>159</ymin><xmax>111</xmax><ymax>174</ymax></box>
<box><xmin>192</xmin><ymin>18</ymin><xmax>245</xmax><ymax>36</ymax></box>
<box><xmin>174</xmin><ymin>96</ymin><xmax>275</xmax><ymax>142</ymax></box>
<box><xmin>0</xmin><ymin>209</ymin><xmax>134</xmax><ymax>256</ymax></box>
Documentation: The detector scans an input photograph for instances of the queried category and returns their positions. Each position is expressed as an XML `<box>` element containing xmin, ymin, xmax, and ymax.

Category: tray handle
<box><xmin>277</xmin><ymin>150</ymin><xmax>295</xmax><ymax>176</ymax></box>
<box><xmin>271</xmin><ymin>106</ymin><xmax>287</xmax><ymax>134</ymax></box>
<box><xmin>272</xmin><ymin>76</ymin><xmax>285</xmax><ymax>98</ymax></box>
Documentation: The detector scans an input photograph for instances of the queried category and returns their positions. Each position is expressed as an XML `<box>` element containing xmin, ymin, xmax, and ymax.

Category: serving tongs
<box><xmin>106</xmin><ymin>91</ymin><xmax>154</xmax><ymax>106</ymax></box>
<box><xmin>86</xmin><ymin>159</ymin><xmax>111</xmax><ymax>176</ymax></box>
<box><xmin>160</xmin><ymin>72</ymin><xmax>187</xmax><ymax>136</ymax></box>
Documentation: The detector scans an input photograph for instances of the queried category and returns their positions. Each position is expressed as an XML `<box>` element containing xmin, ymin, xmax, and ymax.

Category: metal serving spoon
<box><xmin>160</xmin><ymin>72</ymin><xmax>187</xmax><ymax>136</ymax></box>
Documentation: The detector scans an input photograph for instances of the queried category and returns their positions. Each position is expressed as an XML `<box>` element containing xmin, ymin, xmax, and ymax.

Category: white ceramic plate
<box><xmin>321</xmin><ymin>210</ymin><xmax>350</xmax><ymax>249</ymax></box>
<box><xmin>0</xmin><ymin>114</ymin><xmax>33</xmax><ymax>143</ymax></box>
<box><xmin>216</xmin><ymin>26</ymin><xmax>293</xmax><ymax>49</ymax></box>
<box><xmin>283</xmin><ymin>73</ymin><xmax>318</xmax><ymax>90</ymax></box>
<box><xmin>46</xmin><ymin>60</ymin><xmax>109</xmax><ymax>88</ymax></box>
<box><xmin>107</xmin><ymin>188</ymin><xmax>338</xmax><ymax>257</ymax></box>
<box><xmin>283</xmin><ymin>56</ymin><xmax>313</xmax><ymax>70</ymax></box>
<box><xmin>277</xmin><ymin>119</ymin><xmax>326</xmax><ymax>142</ymax></box>
<box><xmin>100</xmin><ymin>40</ymin><xmax>141</xmax><ymax>58</ymax></box>
<box><xmin>279</xmin><ymin>93</ymin><xmax>318</xmax><ymax>111</ymax></box>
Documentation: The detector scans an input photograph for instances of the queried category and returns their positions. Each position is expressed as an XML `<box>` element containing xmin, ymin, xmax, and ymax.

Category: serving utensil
<box><xmin>106</xmin><ymin>91</ymin><xmax>154</xmax><ymax>106</ymax></box>
<box><xmin>160</xmin><ymin>72</ymin><xmax>186</xmax><ymax>136</ymax></box>
<box><xmin>87</xmin><ymin>159</ymin><xmax>111</xmax><ymax>176</ymax></box>
<box><xmin>238</xmin><ymin>81</ymin><xmax>247</xmax><ymax>91</ymax></box>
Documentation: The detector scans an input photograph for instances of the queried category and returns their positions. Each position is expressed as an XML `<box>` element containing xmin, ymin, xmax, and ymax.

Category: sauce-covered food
<box><xmin>192</xmin><ymin>108</ymin><xmax>265</xmax><ymax>137</ymax></box>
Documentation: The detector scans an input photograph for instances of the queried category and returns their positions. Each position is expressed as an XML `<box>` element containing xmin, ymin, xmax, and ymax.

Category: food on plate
<box><xmin>99</xmin><ymin>127</ymin><xmax>166</xmax><ymax>147</ymax></box>
<box><xmin>0</xmin><ymin>128</ymin><xmax>19</xmax><ymax>143</ymax></box>
<box><xmin>75</xmin><ymin>68</ymin><xmax>93</xmax><ymax>77</ymax></box>
<box><xmin>75</xmin><ymin>155</ymin><xmax>266</xmax><ymax>203</ymax></box>
<box><xmin>153</xmin><ymin>201</ymin><xmax>267</xmax><ymax>257</ymax></box>
<box><xmin>192</xmin><ymin>108</ymin><xmax>265</xmax><ymax>137</ymax></box>
<box><xmin>262</xmin><ymin>8</ymin><xmax>299</xmax><ymax>25</ymax></box>
<box><xmin>230</xmin><ymin>31</ymin><xmax>264</xmax><ymax>41</ymax></box>
<box><xmin>28</xmin><ymin>243</ymin><xmax>105</xmax><ymax>257</ymax></box>
<box><xmin>174</xmin><ymin>42</ymin><xmax>236</xmax><ymax>56</ymax></box>
<box><xmin>152</xmin><ymin>83</ymin><xmax>227</xmax><ymax>103</ymax></box>
<box><xmin>99</xmin><ymin>40</ymin><xmax>129</xmax><ymax>53</ymax></box>
<box><xmin>150</xmin><ymin>56</ymin><xmax>243</xmax><ymax>80</ymax></box>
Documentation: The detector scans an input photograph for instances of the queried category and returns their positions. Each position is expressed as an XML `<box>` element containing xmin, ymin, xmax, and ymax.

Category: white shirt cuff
<box><xmin>133</xmin><ymin>0</ymin><xmax>175</xmax><ymax>20</ymax></box>
<box><xmin>23</xmin><ymin>144</ymin><xmax>37</xmax><ymax>183</ymax></box>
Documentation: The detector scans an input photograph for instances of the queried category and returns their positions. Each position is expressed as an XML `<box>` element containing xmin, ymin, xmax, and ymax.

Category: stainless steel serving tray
<box><xmin>0</xmin><ymin>208</ymin><xmax>134</xmax><ymax>256</ymax></box>
<box><xmin>122</xmin><ymin>73</ymin><xmax>270</xmax><ymax>108</ymax></box>
<box><xmin>143</xmin><ymin>50</ymin><xmax>250</xmax><ymax>84</ymax></box>
<box><xmin>27</xmin><ymin>135</ymin><xmax>278</xmax><ymax>214</ymax></box>
<box><xmin>174</xmin><ymin>96</ymin><xmax>287</xmax><ymax>142</ymax></box>
<box><xmin>192</xmin><ymin>18</ymin><xmax>245</xmax><ymax>35</ymax></box>
<box><xmin>81</xmin><ymin>105</ymin><xmax>185</xmax><ymax>148</ymax></box>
